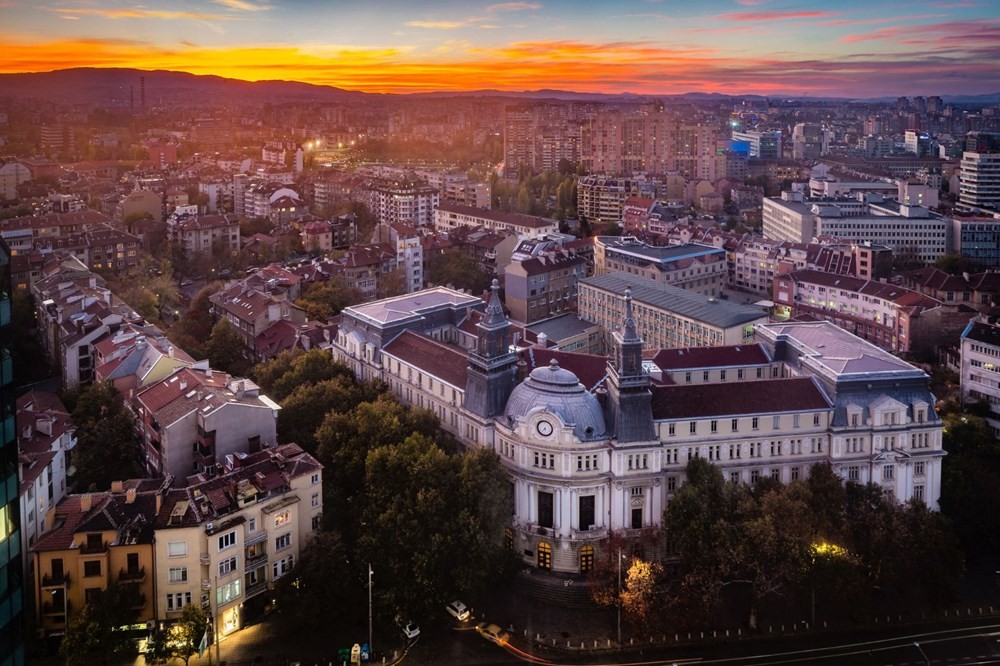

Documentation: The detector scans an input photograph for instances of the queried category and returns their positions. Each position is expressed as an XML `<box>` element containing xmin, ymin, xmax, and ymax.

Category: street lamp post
<box><xmin>616</xmin><ymin>549</ymin><xmax>622</xmax><ymax>646</ymax></box>
<box><xmin>913</xmin><ymin>642</ymin><xmax>930</xmax><ymax>666</ymax></box>
<box><xmin>368</xmin><ymin>564</ymin><xmax>374</xmax><ymax>656</ymax></box>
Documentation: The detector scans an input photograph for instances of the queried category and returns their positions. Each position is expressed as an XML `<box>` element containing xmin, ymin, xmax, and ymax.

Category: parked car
<box><xmin>445</xmin><ymin>600</ymin><xmax>470</xmax><ymax>622</ymax></box>
<box><xmin>476</xmin><ymin>623</ymin><xmax>510</xmax><ymax>646</ymax></box>
<box><xmin>394</xmin><ymin>614</ymin><xmax>420</xmax><ymax>640</ymax></box>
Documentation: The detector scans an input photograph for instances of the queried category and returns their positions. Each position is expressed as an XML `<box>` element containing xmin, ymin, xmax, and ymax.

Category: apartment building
<box><xmin>576</xmin><ymin>176</ymin><xmax>657</xmax><ymax>227</ymax></box>
<box><xmin>365</xmin><ymin>179</ymin><xmax>439</xmax><ymax>227</ymax></box>
<box><xmin>371</xmin><ymin>222</ymin><xmax>424</xmax><ymax>293</ymax></box>
<box><xmin>504</xmin><ymin>247</ymin><xmax>586</xmax><ymax>324</ymax></box>
<box><xmin>170</xmin><ymin>213</ymin><xmax>241</xmax><ymax>259</ymax></box>
<box><xmin>959</xmin><ymin>151</ymin><xmax>1000</xmax><ymax>212</ymax></box>
<box><xmin>209</xmin><ymin>282</ymin><xmax>307</xmax><ymax>360</ymax></box>
<box><xmin>131</xmin><ymin>366</ymin><xmax>280</xmax><ymax>479</ymax></box>
<box><xmin>579</xmin><ymin>272</ymin><xmax>768</xmax><ymax>351</ymax></box>
<box><xmin>772</xmin><ymin>269</ymin><xmax>973</xmax><ymax>355</ymax></box>
<box><xmin>435</xmin><ymin>202</ymin><xmax>558</xmax><ymax>240</ymax></box>
<box><xmin>594</xmin><ymin>237</ymin><xmax>727</xmax><ymax>297</ymax></box>
<box><xmin>154</xmin><ymin>444</ymin><xmax>322</xmax><ymax>636</ymax></box>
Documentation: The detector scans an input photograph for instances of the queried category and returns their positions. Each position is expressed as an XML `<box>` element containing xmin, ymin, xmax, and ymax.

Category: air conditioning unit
<box><xmin>205</xmin><ymin>522</ymin><xmax>214</xmax><ymax>532</ymax></box>
<box><xmin>587</xmin><ymin>524</ymin><xmax>597</xmax><ymax>531</ymax></box>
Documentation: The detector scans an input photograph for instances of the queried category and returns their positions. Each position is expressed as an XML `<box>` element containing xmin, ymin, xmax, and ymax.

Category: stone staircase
<box><xmin>514</xmin><ymin>571</ymin><xmax>601</xmax><ymax>610</ymax></box>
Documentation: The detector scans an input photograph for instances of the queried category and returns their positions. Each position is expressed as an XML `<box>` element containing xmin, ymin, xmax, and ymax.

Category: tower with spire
<box><xmin>606</xmin><ymin>287</ymin><xmax>655</xmax><ymax>442</ymax></box>
<box><xmin>464</xmin><ymin>279</ymin><xmax>518</xmax><ymax>419</ymax></box>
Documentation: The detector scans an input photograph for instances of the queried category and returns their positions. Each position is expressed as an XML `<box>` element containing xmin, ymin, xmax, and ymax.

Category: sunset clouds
<box><xmin>2</xmin><ymin>0</ymin><xmax>997</xmax><ymax>97</ymax></box>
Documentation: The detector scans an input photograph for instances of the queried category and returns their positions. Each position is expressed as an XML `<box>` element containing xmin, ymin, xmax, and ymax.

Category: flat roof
<box><xmin>600</xmin><ymin>239</ymin><xmax>724</xmax><ymax>264</ymax></box>
<box><xmin>581</xmin><ymin>272</ymin><xmax>769</xmax><ymax>329</ymax></box>
<box><xmin>346</xmin><ymin>287</ymin><xmax>482</xmax><ymax>326</ymax></box>
<box><xmin>526</xmin><ymin>313</ymin><xmax>598</xmax><ymax>341</ymax></box>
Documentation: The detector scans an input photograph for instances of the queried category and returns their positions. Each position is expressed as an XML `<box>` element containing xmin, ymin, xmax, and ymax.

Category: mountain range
<box><xmin>1</xmin><ymin>68</ymin><xmax>997</xmax><ymax>106</ymax></box>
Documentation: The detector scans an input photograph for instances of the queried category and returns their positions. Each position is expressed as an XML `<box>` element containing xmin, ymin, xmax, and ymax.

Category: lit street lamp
<box><xmin>617</xmin><ymin>549</ymin><xmax>624</xmax><ymax>645</ymax></box>
<box><xmin>368</xmin><ymin>564</ymin><xmax>374</xmax><ymax>656</ymax></box>
<box><xmin>913</xmin><ymin>641</ymin><xmax>930</xmax><ymax>666</ymax></box>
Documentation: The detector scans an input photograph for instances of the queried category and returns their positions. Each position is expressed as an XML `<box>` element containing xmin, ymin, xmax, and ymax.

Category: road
<box><xmin>401</xmin><ymin>619</ymin><xmax>1000</xmax><ymax>666</ymax></box>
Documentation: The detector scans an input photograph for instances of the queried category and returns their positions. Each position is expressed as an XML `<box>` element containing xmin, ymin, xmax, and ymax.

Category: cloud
<box><xmin>212</xmin><ymin>0</ymin><xmax>271</xmax><ymax>10</ymax></box>
<box><xmin>929</xmin><ymin>1</ymin><xmax>981</xmax><ymax>6</ymax></box>
<box><xmin>486</xmin><ymin>2</ymin><xmax>541</xmax><ymax>11</ymax></box>
<box><xmin>723</xmin><ymin>10</ymin><xmax>838</xmax><ymax>21</ymax></box>
<box><xmin>405</xmin><ymin>17</ymin><xmax>488</xmax><ymax>29</ymax></box>
<box><xmin>841</xmin><ymin>18</ymin><xmax>1000</xmax><ymax>47</ymax></box>
<box><xmin>734</xmin><ymin>0</ymin><xmax>773</xmax><ymax>5</ymax></box>
<box><xmin>0</xmin><ymin>35</ymin><xmax>997</xmax><ymax>98</ymax></box>
<box><xmin>822</xmin><ymin>13</ymin><xmax>945</xmax><ymax>26</ymax></box>
<box><xmin>42</xmin><ymin>7</ymin><xmax>226</xmax><ymax>20</ymax></box>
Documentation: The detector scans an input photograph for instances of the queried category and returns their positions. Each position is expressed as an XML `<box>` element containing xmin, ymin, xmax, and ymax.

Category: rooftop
<box><xmin>598</xmin><ymin>238</ymin><xmax>724</xmax><ymax>264</ymax></box>
<box><xmin>581</xmin><ymin>272</ymin><xmax>769</xmax><ymax>329</ymax></box>
<box><xmin>346</xmin><ymin>286</ymin><xmax>481</xmax><ymax>327</ymax></box>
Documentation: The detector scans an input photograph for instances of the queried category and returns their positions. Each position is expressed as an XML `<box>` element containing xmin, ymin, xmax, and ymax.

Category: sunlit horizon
<box><xmin>2</xmin><ymin>0</ymin><xmax>998</xmax><ymax>98</ymax></box>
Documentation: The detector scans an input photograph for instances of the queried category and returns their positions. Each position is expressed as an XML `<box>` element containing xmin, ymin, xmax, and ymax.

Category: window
<box><xmin>710</xmin><ymin>420</ymin><xmax>718</xmax><ymax>433</ymax></box>
<box><xmin>914</xmin><ymin>461</ymin><xmax>925</xmax><ymax>476</ymax></box>
<box><xmin>790</xmin><ymin>466</ymin><xmax>800</xmax><ymax>481</ymax></box>
<box><xmin>311</xmin><ymin>473</ymin><xmax>320</xmax><ymax>485</ymax></box>
<box><xmin>731</xmin><ymin>418</ymin><xmax>739</xmax><ymax>432</ymax></box>
<box><xmin>538</xmin><ymin>491</ymin><xmax>554</xmax><ymax>529</ymax></box>
<box><xmin>275</xmin><ymin>534</ymin><xmax>291</xmax><ymax>552</ymax></box>
<box><xmin>703</xmin><ymin>371</ymin><xmax>710</xmax><ymax>382</ymax></box>
<box><xmin>752</xmin><ymin>417</ymin><xmax>759</xmax><ymax>430</ymax></box>
<box><xmin>689</xmin><ymin>421</ymin><xmax>697</xmax><ymax>434</ymax></box>
<box><xmin>83</xmin><ymin>561</ymin><xmax>101</xmax><ymax>577</ymax></box>
<box><xmin>579</xmin><ymin>496</ymin><xmax>595</xmax><ymax>530</ymax></box>
<box><xmin>684</xmin><ymin>372</ymin><xmax>691</xmax><ymax>383</ymax></box>
<box><xmin>168</xmin><ymin>541</ymin><xmax>187</xmax><ymax>558</ymax></box>
<box><xmin>168</xmin><ymin>567</ymin><xmax>188</xmax><ymax>584</ymax></box>
<box><xmin>750</xmin><ymin>470</ymin><xmax>760</xmax><ymax>483</ymax></box>
<box><xmin>274</xmin><ymin>510</ymin><xmax>291</xmax><ymax>528</ymax></box>
<box><xmin>738</xmin><ymin>369</ymin><xmax>744</xmax><ymax>380</ymax></box>
<box><xmin>913</xmin><ymin>485</ymin><xmax>924</xmax><ymax>502</ymax></box>
<box><xmin>772</xmin><ymin>415</ymin><xmax>780</xmax><ymax>429</ymax></box>
<box><xmin>813</xmin><ymin>413</ymin><xmax>821</xmax><ymax>426</ymax></box>
<box><xmin>883</xmin><ymin>465</ymin><xmax>894</xmax><ymax>480</ymax></box>
<box><xmin>793</xmin><ymin>414</ymin><xmax>800</xmax><ymax>428</ymax></box>
<box><xmin>720</xmin><ymin>370</ymin><xmax>727</xmax><ymax>381</ymax></box>
<box><xmin>312</xmin><ymin>515</ymin><xmax>322</xmax><ymax>530</ymax></box>
<box><xmin>272</xmin><ymin>555</ymin><xmax>295</xmax><ymax>580</ymax></box>
<box><xmin>730</xmin><ymin>471</ymin><xmax>740</xmax><ymax>483</ymax></box>
<box><xmin>167</xmin><ymin>592</ymin><xmax>192</xmax><ymax>611</ymax></box>
<box><xmin>851</xmin><ymin>413</ymin><xmax>860</xmax><ymax>426</ymax></box>
<box><xmin>312</xmin><ymin>493</ymin><xmax>320</xmax><ymax>508</ymax></box>
<box><xmin>218</xmin><ymin>531</ymin><xmax>236</xmax><ymax>551</ymax></box>
<box><xmin>668</xmin><ymin>423</ymin><xmax>675</xmax><ymax>436</ymax></box>
<box><xmin>216</xmin><ymin>580</ymin><xmax>241</xmax><ymax>605</ymax></box>
<box><xmin>247</xmin><ymin>518</ymin><xmax>257</xmax><ymax>533</ymax></box>
<box><xmin>219</xmin><ymin>556</ymin><xmax>237</xmax><ymax>577</ymax></box>
<box><xmin>667</xmin><ymin>476</ymin><xmax>677</xmax><ymax>492</ymax></box>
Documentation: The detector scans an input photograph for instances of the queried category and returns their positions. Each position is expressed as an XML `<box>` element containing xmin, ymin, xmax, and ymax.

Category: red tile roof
<box><xmin>650</xmin><ymin>376</ymin><xmax>831</xmax><ymax>420</ymax></box>
<box><xmin>645</xmin><ymin>344</ymin><xmax>772</xmax><ymax>370</ymax></box>
<box><xmin>382</xmin><ymin>330</ymin><xmax>469</xmax><ymax>388</ymax></box>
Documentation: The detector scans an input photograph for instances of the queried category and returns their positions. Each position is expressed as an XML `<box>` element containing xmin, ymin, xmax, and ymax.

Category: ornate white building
<box><xmin>332</xmin><ymin>284</ymin><xmax>945</xmax><ymax>574</ymax></box>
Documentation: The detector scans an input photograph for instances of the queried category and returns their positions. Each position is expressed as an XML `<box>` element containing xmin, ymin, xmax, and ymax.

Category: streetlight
<box><xmin>913</xmin><ymin>641</ymin><xmax>930</xmax><ymax>666</ymax></box>
<box><xmin>368</xmin><ymin>564</ymin><xmax>374</xmax><ymax>656</ymax></box>
<box><xmin>617</xmin><ymin>549</ymin><xmax>623</xmax><ymax>645</ymax></box>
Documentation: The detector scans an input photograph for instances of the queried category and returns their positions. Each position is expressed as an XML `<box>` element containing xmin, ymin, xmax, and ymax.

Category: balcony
<box><xmin>42</xmin><ymin>600</ymin><xmax>71</xmax><ymax>616</ymax></box>
<box><xmin>245</xmin><ymin>578</ymin><xmax>268</xmax><ymax>599</ymax></box>
<box><xmin>245</xmin><ymin>550</ymin><xmax>267</xmax><ymax>567</ymax></box>
<box><xmin>200</xmin><ymin>552</ymin><xmax>211</xmax><ymax>566</ymax></box>
<box><xmin>118</xmin><ymin>566</ymin><xmax>146</xmax><ymax>583</ymax></box>
<box><xmin>201</xmin><ymin>578</ymin><xmax>212</xmax><ymax>590</ymax></box>
<box><xmin>41</xmin><ymin>572</ymin><xmax>70</xmax><ymax>587</ymax></box>
<box><xmin>128</xmin><ymin>593</ymin><xmax>147</xmax><ymax>610</ymax></box>
<box><xmin>79</xmin><ymin>540</ymin><xmax>108</xmax><ymax>555</ymax></box>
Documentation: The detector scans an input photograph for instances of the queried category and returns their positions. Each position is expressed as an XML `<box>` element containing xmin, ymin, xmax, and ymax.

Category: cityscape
<box><xmin>1</xmin><ymin>1</ymin><xmax>1000</xmax><ymax>665</ymax></box>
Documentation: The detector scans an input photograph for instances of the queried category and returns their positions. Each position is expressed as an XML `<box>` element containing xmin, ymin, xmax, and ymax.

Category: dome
<box><xmin>505</xmin><ymin>359</ymin><xmax>606</xmax><ymax>441</ymax></box>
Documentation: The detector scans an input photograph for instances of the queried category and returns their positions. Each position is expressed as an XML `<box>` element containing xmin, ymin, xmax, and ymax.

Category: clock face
<box><xmin>536</xmin><ymin>420</ymin><xmax>553</xmax><ymax>436</ymax></box>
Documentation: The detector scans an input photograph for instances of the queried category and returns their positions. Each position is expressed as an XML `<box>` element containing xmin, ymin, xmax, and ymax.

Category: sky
<box><xmin>1</xmin><ymin>0</ymin><xmax>998</xmax><ymax>98</ymax></box>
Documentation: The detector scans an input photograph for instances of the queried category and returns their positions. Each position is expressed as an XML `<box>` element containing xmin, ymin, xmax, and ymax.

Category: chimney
<box><xmin>536</xmin><ymin>332</ymin><xmax>548</xmax><ymax>348</ymax></box>
<box><xmin>80</xmin><ymin>494</ymin><xmax>92</xmax><ymax>512</ymax></box>
<box><xmin>111</xmin><ymin>480</ymin><xmax>123</xmax><ymax>493</ymax></box>
<box><xmin>125</xmin><ymin>488</ymin><xmax>137</xmax><ymax>504</ymax></box>
<box><xmin>155</xmin><ymin>493</ymin><xmax>162</xmax><ymax>514</ymax></box>
<box><xmin>167</xmin><ymin>345</ymin><xmax>175</xmax><ymax>358</ymax></box>
<box><xmin>206</xmin><ymin>367</ymin><xmax>212</xmax><ymax>379</ymax></box>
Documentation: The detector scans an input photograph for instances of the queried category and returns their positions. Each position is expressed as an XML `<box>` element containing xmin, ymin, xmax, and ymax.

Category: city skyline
<box><xmin>1</xmin><ymin>0</ymin><xmax>998</xmax><ymax>98</ymax></box>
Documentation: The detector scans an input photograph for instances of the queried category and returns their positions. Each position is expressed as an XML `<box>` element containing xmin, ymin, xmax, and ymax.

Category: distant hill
<box><xmin>0</xmin><ymin>68</ymin><xmax>372</xmax><ymax>105</ymax></box>
<box><xmin>0</xmin><ymin>68</ymin><xmax>996</xmax><ymax>106</ymax></box>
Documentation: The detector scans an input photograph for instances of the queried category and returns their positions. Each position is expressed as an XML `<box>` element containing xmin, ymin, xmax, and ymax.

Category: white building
<box><xmin>960</xmin><ymin>319</ymin><xmax>1000</xmax><ymax>435</ymax></box>
<box><xmin>333</xmin><ymin>284</ymin><xmax>945</xmax><ymax>573</ymax></box>
<box><xmin>959</xmin><ymin>151</ymin><xmax>1000</xmax><ymax>212</ymax></box>
<box><xmin>435</xmin><ymin>202</ymin><xmax>558</xmax><ymax>240</ymax></box>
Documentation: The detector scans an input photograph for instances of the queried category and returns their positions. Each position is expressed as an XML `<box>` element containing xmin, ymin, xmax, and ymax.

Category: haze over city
<box><xmin>2</xmin><ymin>0</ymin><xmax>999</xmax><ymax>97</ymax></box>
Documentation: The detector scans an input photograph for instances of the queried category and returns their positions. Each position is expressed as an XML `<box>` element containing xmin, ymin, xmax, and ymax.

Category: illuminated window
<box><xmin>273</xmin><ymin>511</ymin><xmax>291</xmax><ymax>528</ymax></box>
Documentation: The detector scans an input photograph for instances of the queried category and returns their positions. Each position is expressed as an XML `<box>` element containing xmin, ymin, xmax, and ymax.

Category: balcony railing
<box><xmin>201</xmin><ymin>578</ymin><xmax>212</xmax><ymax>590</ymax></box>
<box><xmin>245</xmin><ymin>550</ymin><xmax>267</xmax><ymax>567</ymax></box>
<box><xmin>245</xmin><ymin>578</ymin><xmax>268</xmax><ymax>599</ymax></box>
<box><xmin>118</xmin><ymin>566</ymin><xmax>146</xmax><ymax>583</ymax></box>
<box><xmin>79</xmin><ymin>540</ymin><xmax>108</xmax><ymax>554</ymax></box>
<box><xmin>199</xmin><ymin>553</ymin><xmax>211</xmax><ymax>566</ymax></box>
<box><xmin>42</xmin><ymin>600</ymin><xmax>71</xmax><ymax>616</ymax></box>
<box><xmin>41</xmin><ymin>572</ymin><xmax>70</xmax><ymax>587</ymax></box>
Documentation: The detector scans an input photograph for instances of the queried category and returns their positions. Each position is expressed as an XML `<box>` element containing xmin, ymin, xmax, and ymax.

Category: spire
<box><xmin>482</xmin><ymin>279</ymin><xmax>506</xmax><ymax>328</ymax></box>
<box><xmin>621</xmin><ymin>287</ymin><xmax>639</xmax><ymax>342</ymax></box>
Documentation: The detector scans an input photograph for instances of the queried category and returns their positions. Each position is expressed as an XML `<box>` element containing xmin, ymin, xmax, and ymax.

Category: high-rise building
<box><xmin>731</xmin><ymin>129</ymin><xmax>782</xmax><ymax>159</ymax></box>
<box><xmin>503</xmin><ymin>106</ymin><xmax>536</xmax><ymax>178</ymax></box>
<box><xmin>959</xmin><ymin>150</ymin><xmax>1000</xmax><ymax>212</ymax></box>
<box><xmin>792</xmin><ymin>123</ymin><xmax>828</xmax><ymax>160</ymax></box>
<box><xmin>0</xmin><ymin>240</ymin><xmax>25</xmax><ymax>665</ymax></box>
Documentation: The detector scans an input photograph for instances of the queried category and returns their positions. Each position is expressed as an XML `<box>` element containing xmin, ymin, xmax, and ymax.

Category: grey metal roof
<box><xmin>346</xmin><ymin>287</ymin><xmax>481</xmax><ymax>325</ymax></box>
<box><xmin>599</xmin><ymin>239</ymin><xmax>724</xmax><ymax>264</ymax></box>
<box><xmin>526</xmin><ymin>314</ymin><xmax>597</xmax><ymax>341</ymax></box>
<box><xmin>759</xmin><ymin>321</ymin><xmax>920</xmax><ymax>376</ymax></box>
<box><xmin>505</xmin><ymin>359</ymin><xmax>606</xmax><ymax>441</ymax></box>
<box><xmin>580</xmin><ymin>272</ymin><xmax>768</xmax><ymax>328</ymax></box>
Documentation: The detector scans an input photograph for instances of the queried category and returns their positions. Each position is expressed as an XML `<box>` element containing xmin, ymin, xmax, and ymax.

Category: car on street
<box><xmin>476</xmin><ymin>623</ymin><xmax>510</xmax><ymax>646</ymax></box>
<box><xmin>394</xmin><ymin>614</ymin><xmax>420</xmax><ymax>640</ymax></box>
<box><xmin>179</xmin><ymin>279</ymin><xmax>193</xmax><ymax>287</ymax></box>
<box><xmin>445</xmin><ymin>600</ymin><xmax>470</xmax><ymax>622</ymax></box>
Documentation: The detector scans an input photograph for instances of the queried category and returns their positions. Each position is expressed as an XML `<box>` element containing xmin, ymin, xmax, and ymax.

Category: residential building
<box><xmin>579</xmin><ymin>272</ymin><xmax>768</xmax><ymax>351</ymax></box>
<box><xmin>131</xmin><ymin>365</ymin><xmax>281</xmax><ymax>478</ymax></box>
<box><xmin>504</xmin><ymin>106</ymin><xmax>536</xmax><ymax>177</ymax></box>
<box><xmin>772</xmin><ymin>269</ymin><xmax>974</xmax><ymax>355</ymax></box>
<box><xmin>959</xmin><ymin>151</ymin><xmax>1000</xmax><ymax>212</ymax></box>
<box><xmin>300</xmin><ymin>221</ymin><xmax>333</xmax><ymax>254</ymax></box>
<box><xmin>31</xmin><ymin>484</ymin><xmax>159</xmax><ymax>638</ymax></box>
<box><xmin>371</xmin><ymin>222</ymin><xmax>424</xmax><ymax>293</ymax></box>
<box><xmin>504</xmin><ymin>245</ymin><xmax>586</xmax><ymax>324</ymax></box>
<box><xmin>435</xmin><ymin>202</ymin><xmax>558</xmax><ymax>240</ymax></box>
<box><xmin>154</xmin><ymin>444</ymin><xmax>322</xmax><ymax>636</ymax></box>
<box><xmin>365</xmin><ymin>179</ymin><xmax>439</xmax><ymax>228</ymax></box>
<box><xmin>577</xmin><ymin>176</ymin><xmax>657</xmax><ymax>227</ymax></box>
<box><xmin>0</xmin><ymin>161</ymin><xmax>30</xmax><ymax>200</ymax></box>
<box><xmin>901</xmin><ymin>267</ymin><xmax>1000</xmax><ymax>310</ymax></box>
<box><xmin>960</xmin><ymin>319</ymin><xmax>1000</xmax><ymax>434</ymax></box>
<box><xmin>170</xmin><ymin>213</ymin><xmax>241</xmax><ymax>259</ymax></box>
<box><xmin>0</xmin><ymin>241</ymin><xmax>24</xmax><ymax>665</ymax></box>
<box><xmin>209</xmin><ymin>282</ymin><xmax>307</xmax><ymax>360</ymax></box>
<box><xmin>594</xmin><ymin>237</ymin><xmax>727</xmax><ymax>297</ymax></box>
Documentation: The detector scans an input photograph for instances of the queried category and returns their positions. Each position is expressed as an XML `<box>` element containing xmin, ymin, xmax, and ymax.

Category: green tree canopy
<box><xmin>65</xmin><ymin>381</ymin><xmax>141</xmax><ymax>491</ymax></box>
<box><xmin>295</xmin><ymin>279</ymin><xmax>363</xmax><ymax>321</ymax></box>
<box><xmin>426</xmin><ymin>250</ymin><xmax>491</xmax><ymax>296</ymax></box>
<box><xmin>251</xmin><ymin>348</ymin><xmax>356</xmax><ymax>401</ymax></box>
<box><xmin>61</xmin><ymin>584</ymin><xmax>140</xmax><ymax>665</ymax></box>
<box><xmin>205</xmin><ymin>319</ymin><xmax>250</xmax><ymax>377</ymax></box>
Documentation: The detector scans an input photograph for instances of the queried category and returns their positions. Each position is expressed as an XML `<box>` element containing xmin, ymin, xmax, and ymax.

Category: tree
<box><xmin>61</xmin><ymin>584</ymin><xmax>139</xmax><ymax>665</ymax></box>
<box><xmin>277</xmin><ymin>376</ymin><xmax>379</xmax><ymax>452</ymax></box>
<box><xmin>295</xmin><ymin>279</ymin><xmax>363</xmax><ymax>321</ymax></box>
<box><xmin>621</xmin><ymin>559</ymin><xmax>664</xmax><ymax>637</ymax></box>
<box><xmin>252</xmin><ymin>348</ymin><xmax>356</xmax><ymax>401</ymax></box>
<box><xmin>241</xmin><ymin>216</ymin><xmax>274</xmax><ymax>238</ymax></box>
<box><xmin>275</xmin><ymin>530</ymin><xmax>360</xmax><ymax>632</ymax></box>
<box><xmin>170</xmin><ymin>282</ymin><xmax>222</xmax><ymax>358</ymax></box>
<box><xmin>68</xmin><ymin>381</ymin><xmax>140</xmax><ymax>490</ymax></box>
<box><xmin>170</xmin><ymin>603</ymin><xmax>210</xmax><ymax>665</ymax></box>
<box><xmin>205</xmin><ymin>319</ymin><xmax>250</xmax><ymax>377</ymax></box>
<box><xmin>377</xmin><ymin>266</ymin><xmax>408</xmax><ymax>299</ymax></box>
<box><xmin>426</xmin><ymin>250</ymin><xmax>491</xmax><ymax>295</ymax></box>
